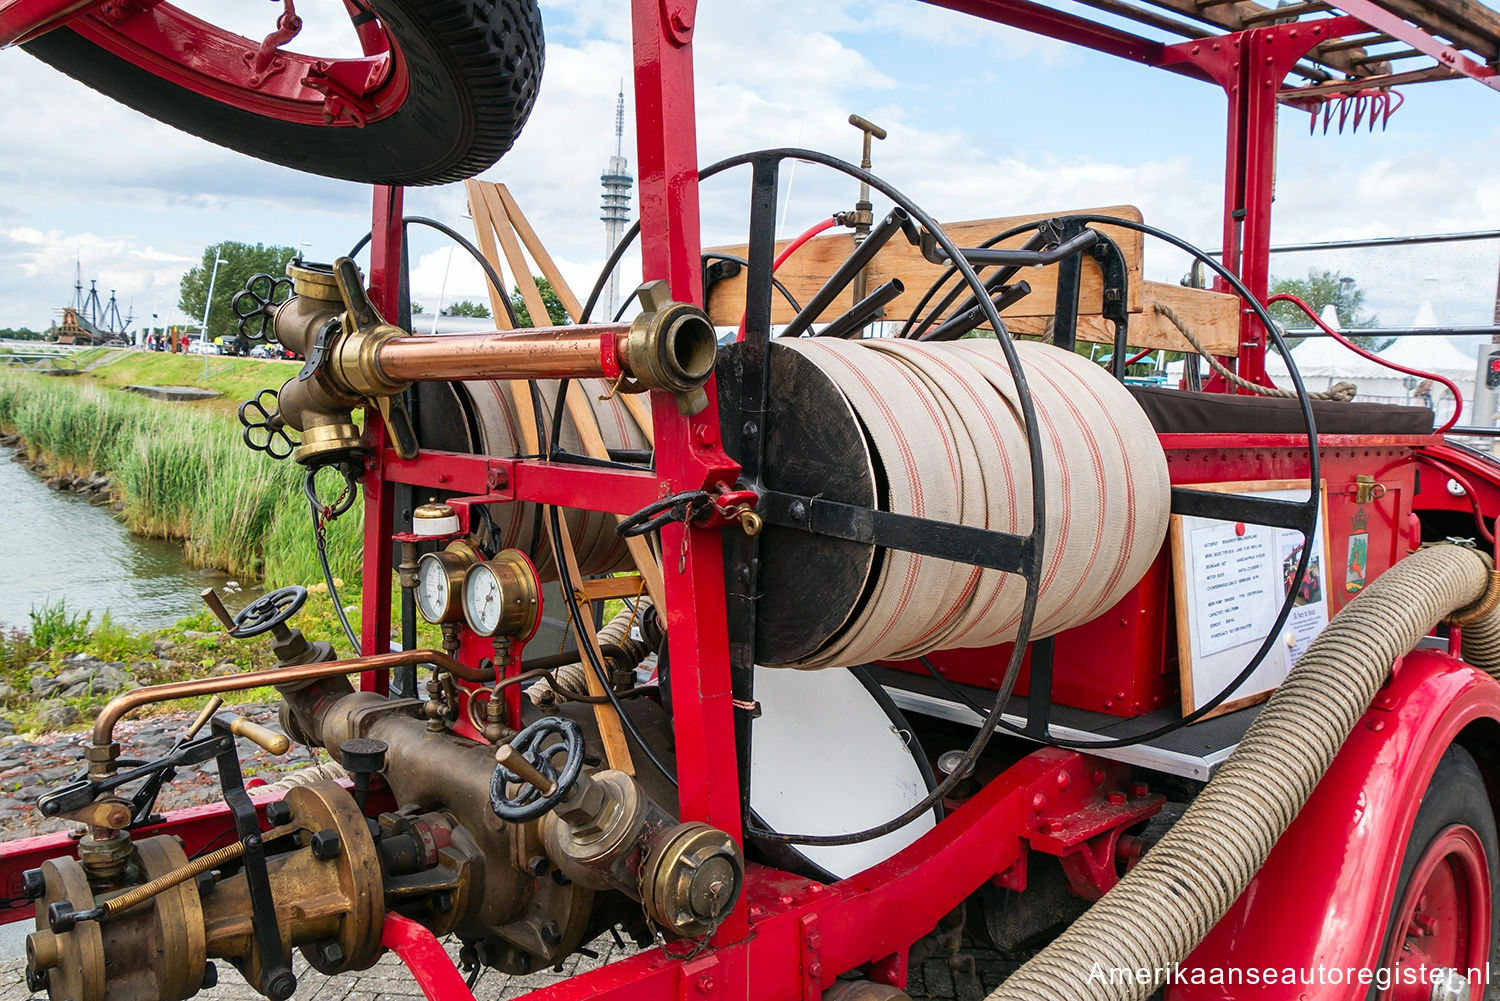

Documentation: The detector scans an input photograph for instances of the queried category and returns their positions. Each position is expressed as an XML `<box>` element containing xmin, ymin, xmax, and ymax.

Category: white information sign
<box><xmin>1171</xmin><ymin>481</ymin><xmax>1329</xmax><ymax>719</ymax></box>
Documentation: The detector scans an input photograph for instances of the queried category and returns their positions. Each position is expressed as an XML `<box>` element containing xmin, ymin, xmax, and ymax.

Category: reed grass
<box><xmin>0</xmin><ymin>372</ymin><xmax>364</xmax><ymax>587</ymax></box>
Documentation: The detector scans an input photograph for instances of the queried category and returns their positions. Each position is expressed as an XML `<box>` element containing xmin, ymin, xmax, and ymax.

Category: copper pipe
<box><xmin>374</xmin><ymin>325</ymin><xmax>631</xmax><ymax>383</ymax></box>
<box><xmin>92</xmin><ymin>649</ymin><xmax>470</xmax><ymax>747</ymax></box>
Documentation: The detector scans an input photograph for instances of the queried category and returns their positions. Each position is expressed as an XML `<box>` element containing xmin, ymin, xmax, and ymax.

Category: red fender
<box><xmin>1170</xmin><ymin>649</ymin><xmax>1500</xmax><ymax>1000</ymax></box>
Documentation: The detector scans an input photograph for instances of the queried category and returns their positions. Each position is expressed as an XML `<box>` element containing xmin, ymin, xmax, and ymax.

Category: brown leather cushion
<box><xmin>1127</xmin><ymin>386</ymin><xmax>1434</xmax><ymax>436</ymax></box>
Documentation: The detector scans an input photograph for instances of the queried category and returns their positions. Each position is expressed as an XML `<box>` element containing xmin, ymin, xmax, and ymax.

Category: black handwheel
<box><xmin>230</xmin><ymin>586</ymin><xmax>308</xmax><ymax>639</ymax></box>
<box><xmin>1373</xmin><ymin>743</ymin><xmax>1499</xmax><ymax>999</ymax></box>
<box><xmin>239</xmin><ymin>389</ymin><xmax>298</xmax><ymax>461</ymax></box>
<box><xmin>490</xmin><ymin>717</ymin><xmax>585</xmax><ymax>823</ymax></box>
<box><xmin>21</xmin><ymin>0</ymin><xmax>544</xmax><ymax>186</ymax></box>
<box><xmin>232</xmin><ymin>274</ymin><xmax>295</xmax><ymax>344</ymax></box>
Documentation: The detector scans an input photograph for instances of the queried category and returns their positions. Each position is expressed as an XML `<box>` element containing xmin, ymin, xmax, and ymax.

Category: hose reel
<box><xmin>718</xmin><ymin>336</ymin><xmax>1171</xmax><ymax>668</ymax></box>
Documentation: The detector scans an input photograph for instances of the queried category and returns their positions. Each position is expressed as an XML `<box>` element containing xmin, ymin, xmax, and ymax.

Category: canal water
<box><xmin>0</xmin><ymin>447</ymin><xmax>242</xmax><ymax>633</ymax></box>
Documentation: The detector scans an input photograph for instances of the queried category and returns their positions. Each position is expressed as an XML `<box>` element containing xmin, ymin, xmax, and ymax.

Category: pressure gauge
<box><xmin>413</xmin><ymin>542</ymin><xmax>481</xmax><ymax>624</ymax></box>
<box><xmin>462</xmin><ymin>550</ymin><xmax>542</xmax><ymax>640</ymax></box>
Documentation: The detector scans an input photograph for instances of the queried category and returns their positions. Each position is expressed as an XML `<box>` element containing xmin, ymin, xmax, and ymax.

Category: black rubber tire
<box><xmin>1371</xmin><ymin>743</ymin><xmax>1500</xmax><ymax>998</ymax></box>
<box><xmin>21</xmin><ymin>0</ymin><xmax>543</xmax><ymax>186</ymax></box>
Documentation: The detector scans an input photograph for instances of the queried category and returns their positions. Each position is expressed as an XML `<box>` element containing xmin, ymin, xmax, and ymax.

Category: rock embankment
<box><xmin>0</xmin><ymin>431</ymin><xmax>114</xmax><ymax>506</ymax></box>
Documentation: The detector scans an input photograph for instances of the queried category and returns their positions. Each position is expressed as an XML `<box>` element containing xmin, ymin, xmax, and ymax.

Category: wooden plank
<box><xmin>705</xmin><ymin>206</ymin><xmax>1146</xmax><ymax>328</ymax></box>
<box><xmin>1004</xmin><ymin>280</ymin><xmax>1240</xmax><ymax>355</ymax></box>
<box><xmin>463</xmin><ymin>179</ymin><xmax>515</xmax><ymax>330</ymax></box>
<box><xmin>476</xmin><ymin>183</ymin><xmax>552</xmax><ymax>330</ymax></box>
<box><xmin>495</xmin><ymin>183</ymin><xmax>586</xmax><ymax>323</ymax></box>
<box><xmin>577</xmin><ymin>575</ymin><xmax>647</xmax><ymax>602</ymax></box>
<box><xmin>1365</xmin><ymin>0</ymin><xmax>1500</xmax><ymax>56</ymax></box>
<box><xmin>547</xmin><ymin>507</ymin><xmax>635</xmax><ymax>775</ymax></box>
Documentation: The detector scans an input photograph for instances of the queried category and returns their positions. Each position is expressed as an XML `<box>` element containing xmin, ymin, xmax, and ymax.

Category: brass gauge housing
<box><xmin>462</xmin><ymin>550</ymin><xmax>542</xmax><ymax>639</ymax></box>
<box><xmin>414</xmin><ymin>541</ymin><xmax>482</xmax><ymax>625</ymax></box>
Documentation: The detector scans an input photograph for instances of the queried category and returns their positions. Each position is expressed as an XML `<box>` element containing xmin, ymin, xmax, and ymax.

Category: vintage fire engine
<box><xmin>2</xmin><ymin>1</ymin><xmax>1500</xmax><ymax>1000</ymax></box>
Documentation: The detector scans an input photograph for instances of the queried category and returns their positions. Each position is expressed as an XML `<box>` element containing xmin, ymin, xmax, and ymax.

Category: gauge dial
<box><xmin>462</xmin><ymin>551</ymin><xmax>541</xmax><ymax>639</ymax></box>
<box><xmin>464</xmin><ymin>562</ymin><xmax>506</xmax><ymax>636</ymax></box>
<box><xmin>413</xmin><ymin>544</ymin><xmax>479</xmax><ymax>624</ymax></box>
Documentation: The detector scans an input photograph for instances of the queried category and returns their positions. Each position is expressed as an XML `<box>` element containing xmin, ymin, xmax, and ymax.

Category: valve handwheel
<box><xmin>232</xmin><ymin>274</ymin><xmax>295</xmax><ymax>344</ymax></box>
<box><xmin>230</xmin><ymin>586</ymin><xmax>308</xmax><ymax>639</ymax></box>
<box><xmin>239</xmin><ymin>388</ymin><xmax>298</xmax><ymax>461</ymax></box>
<box><xmin>490</xmin><ymin>718</ymin><xmax>585</xmax><ymax>823</ymax></box>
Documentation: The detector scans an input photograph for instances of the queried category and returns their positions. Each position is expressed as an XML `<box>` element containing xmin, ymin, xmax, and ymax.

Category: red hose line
<box><xmin>1267</xmin><ymin>293</ymin><xmax>1463</xmax><ymax>434</ymax></box>
<box><xmin>737</xmin><ymin>217</ymin><xmax>838</xmax><ymax>342</ymax></box>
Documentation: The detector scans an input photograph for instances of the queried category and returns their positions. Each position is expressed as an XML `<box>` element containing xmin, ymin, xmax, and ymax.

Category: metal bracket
<box><xmin>760</xmin><ymin>490</ymin><xmax>1033</xmax><ymax>575</ymax></box>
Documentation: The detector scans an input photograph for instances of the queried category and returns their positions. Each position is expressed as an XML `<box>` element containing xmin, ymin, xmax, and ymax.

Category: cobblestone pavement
<box><xmin>0</xmin><ymin>926</ymin><xmax>1019</xmax><ymax>1000</ymax></box>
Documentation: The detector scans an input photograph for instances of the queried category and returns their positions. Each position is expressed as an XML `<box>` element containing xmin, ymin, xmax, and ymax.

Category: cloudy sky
<box><xmin>2</xmin><ymin>0</ymin><xmax>1499</xmax><ymax>337</ymax></box>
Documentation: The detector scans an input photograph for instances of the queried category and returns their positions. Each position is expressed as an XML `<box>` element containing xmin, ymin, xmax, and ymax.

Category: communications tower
<box><xmin>600</xmin><ymin>85</ymin><xmax>633</xmax><ymax>320</ymax></box>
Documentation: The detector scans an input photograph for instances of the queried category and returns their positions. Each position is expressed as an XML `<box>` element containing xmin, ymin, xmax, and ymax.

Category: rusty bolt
<box><xmin>314</xmin><ymin>940</ymin><xmax>344</xmax><ymax>968</ymax></box>
<box><xmin>540</xmin><ymin>921</ymin><xmax>562</xmax><ymax>947</ymax></box>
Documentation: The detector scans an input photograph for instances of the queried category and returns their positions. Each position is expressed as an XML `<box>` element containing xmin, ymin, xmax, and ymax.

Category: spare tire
<box><xmin>22</xmin><ymin>0</ymin><xmax>543</xmax><ymax>186</ymax></box>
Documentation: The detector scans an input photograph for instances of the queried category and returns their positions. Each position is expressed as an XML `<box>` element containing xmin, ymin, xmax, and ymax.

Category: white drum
<box><xmin>750</xmin><ymin>665</ymin><xmax>939</xmax><ymax>879</ymax></box>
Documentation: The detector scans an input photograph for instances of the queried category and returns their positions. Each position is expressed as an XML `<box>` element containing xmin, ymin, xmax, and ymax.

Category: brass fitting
<box><xmin>26</xmin><ymin>783</ymin><xmax>383</xmax><ymax>1001</ymax></box>
<box><xmin>542</xmin><ymin>769</ymin><xmax>744</xmax><ymax>939</ymax></box>
<box><xmin>625</xmin><ymin>280</ymin><xmax>718</xmax><ymax>415</ymax></box>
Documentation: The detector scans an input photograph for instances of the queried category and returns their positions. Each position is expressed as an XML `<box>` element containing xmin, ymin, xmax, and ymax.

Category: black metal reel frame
<box><xmin>679</xmin><ymin>148</ymin><xmax>1051</xmax><ymax>846</ymax></box>
<box><xmin>578</xmin><ymin>151</ymin><xmax>1317</xmax><ymax>843</ymax></box>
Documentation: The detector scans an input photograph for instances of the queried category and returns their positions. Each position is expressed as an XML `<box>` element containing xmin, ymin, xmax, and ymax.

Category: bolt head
<box><xmin>20</xmin><ymin>868</ymin><xmax>45</xmax><ymax>900</ymax></box>
<box><xmin>266</xmin><ymin>799</ymin><xmax>293</xmax><ymax>826</ymax></box>
<box><xmin>310</xmin><ymin>829</ymin><xmax>341</xmax><ymax>860</ymax></box>
<box><xmin>315</xmin><ymin>940</ymin><xmax>345</xmax><ymax>967</ymax></box>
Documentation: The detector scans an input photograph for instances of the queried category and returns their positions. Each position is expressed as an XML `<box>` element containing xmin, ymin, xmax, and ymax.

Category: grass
<box><xmin>0</xmin><ymin>370</ymin><xmax>364</xmax><ymax>585</ymax></box>
<box><xmin>79</xmin><ymin>351</ymin><xmax>301</xmax><ymax>418</ymax></box>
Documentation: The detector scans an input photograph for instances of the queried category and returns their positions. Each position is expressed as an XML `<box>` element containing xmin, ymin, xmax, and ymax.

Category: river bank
<box><xmin>0</xmin><ymin>368</ymin><xmax>363</xmax><ymax>586</ymax></box>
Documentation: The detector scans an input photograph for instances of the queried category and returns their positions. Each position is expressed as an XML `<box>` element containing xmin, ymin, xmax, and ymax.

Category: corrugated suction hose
<box><xmin>528</xmin><ymin>599</ymin><xmax>654</xmax><ymax>706</ymax></box>
<box><xmin>990</xmin><ymin>544</ymin><xmax>1498</xmax><ymax>1001</ymax></box>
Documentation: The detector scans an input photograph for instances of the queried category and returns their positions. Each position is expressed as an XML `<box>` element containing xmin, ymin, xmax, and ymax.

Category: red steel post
<box><xmin>631</xmin><ymin>0</ymin><xmax>749</xmax><ymax>949</ymax></box>
<box><xmin>359</xmin><ymin>183</ymin><xmax>402</xmax><ymax>692</ymax></box>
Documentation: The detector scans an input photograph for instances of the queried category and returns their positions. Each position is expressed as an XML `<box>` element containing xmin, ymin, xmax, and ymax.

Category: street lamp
<box><xmin>200</xmin><ymin>250</ymin><xmax>229</xmax><ymax>379</ymax></box>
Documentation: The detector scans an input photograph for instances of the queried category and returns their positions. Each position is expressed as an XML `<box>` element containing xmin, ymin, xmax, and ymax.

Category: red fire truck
<box><xmin>2</xmin><ymin>2</ymin><xmax>1500</xmax><ymax>1000</ymax></box>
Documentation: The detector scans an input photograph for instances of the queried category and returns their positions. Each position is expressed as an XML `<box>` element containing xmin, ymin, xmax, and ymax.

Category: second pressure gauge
<box><xmin>414</xmin><ymin>542</ymin><xmax>481</xmax><ymax>624</ymax></box>
<box><xmin>462</xmin><ymin>550</ymin><xmax>541</xmax><ymax>640</ymax></box>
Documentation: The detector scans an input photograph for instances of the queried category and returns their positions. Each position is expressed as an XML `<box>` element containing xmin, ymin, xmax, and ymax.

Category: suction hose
<box><xmin>989</xmin><ymin>543</ymin><xmax>1500</xmax><ymax>1001</ymax></box>
<box><xmin>528</xmin><ymin>599</ymin><xmax>654</xmax><ymax>706</ymax></box>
